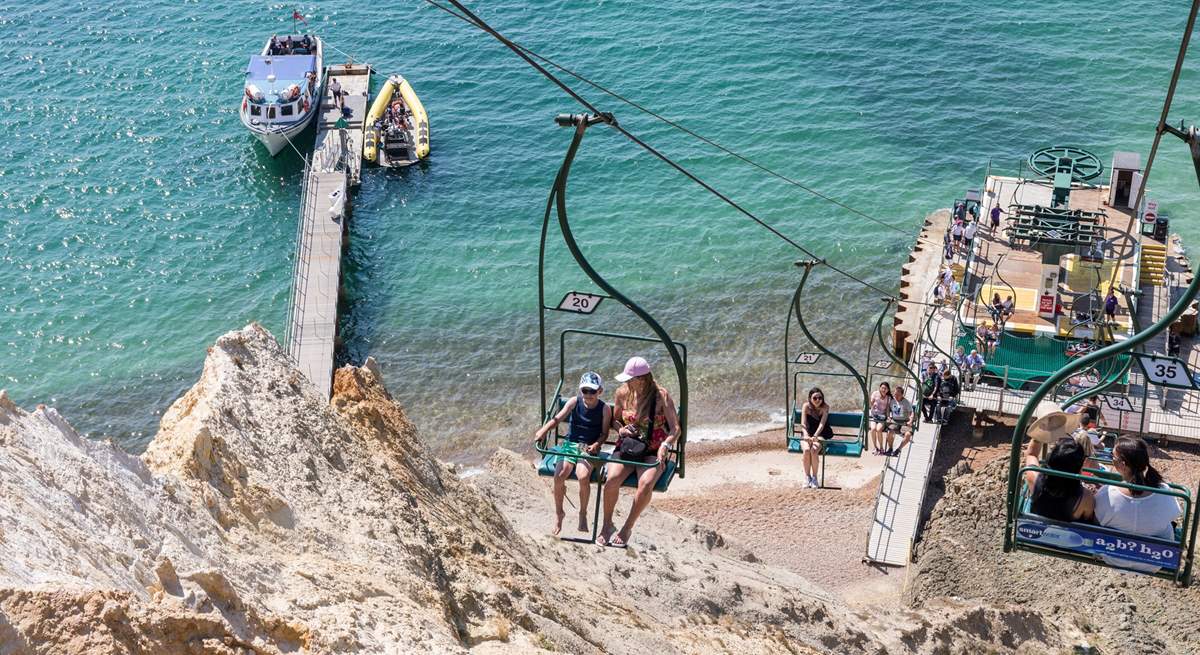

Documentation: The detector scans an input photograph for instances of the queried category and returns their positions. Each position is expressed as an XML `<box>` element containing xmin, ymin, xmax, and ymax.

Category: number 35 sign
<box><xmin>1134</xmin><ymin>354</ymin><xmax>1198</xmax><ymax>389</ymax></box>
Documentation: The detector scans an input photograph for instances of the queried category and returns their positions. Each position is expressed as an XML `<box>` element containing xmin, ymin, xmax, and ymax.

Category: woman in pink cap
<box><xmin>598</xmin><ymin>356</ymin><xmax>680</xmax><ymax>547</ymax></box>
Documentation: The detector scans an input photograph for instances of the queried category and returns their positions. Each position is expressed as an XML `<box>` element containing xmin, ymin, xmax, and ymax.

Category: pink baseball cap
<box><xmin>615</xmin><ymin>356</ymin><xmax>651</xmax><ymax>382</ymax></box>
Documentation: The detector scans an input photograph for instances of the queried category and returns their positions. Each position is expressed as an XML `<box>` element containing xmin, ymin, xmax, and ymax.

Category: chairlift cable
<box><xmin>431</xmin><ymin>0</ymin><xmax>939</xmax><ymax>305</ymax></box>
<box><xmin>437</xmin><ymin>6</ymin><xmax>925</xmax><ymax>243</ymax></box>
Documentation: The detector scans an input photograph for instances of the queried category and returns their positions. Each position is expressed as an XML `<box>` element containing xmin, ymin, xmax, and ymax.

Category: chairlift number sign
<box><xmin>794</xmin><ymin>352</ymin><xmax>822</xmax><ymax>365</ymax></box>
<box><xmin>1102</xmin><ymin>395</ymin><xmax>1134</xmax><ymax>412</ymax></box>
<box><xmin>1134</xmin><ymin>354</ymin><xmax>1197</xmax><ymax>389</ymax></box>
<box><xmin>556</xmin><ymin>292</ymin><xmax>603</xmax><ymax>315</ymax></box>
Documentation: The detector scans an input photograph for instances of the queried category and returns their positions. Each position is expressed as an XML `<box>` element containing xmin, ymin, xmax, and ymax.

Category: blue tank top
<box><xmin>567</xmin><ymin>395</ymin><xmax>605</xmax><ymax>444</ymax></box>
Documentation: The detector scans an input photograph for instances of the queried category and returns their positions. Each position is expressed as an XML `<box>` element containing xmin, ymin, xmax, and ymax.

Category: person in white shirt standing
<box><xmin>962</xmin><ymin>220</ymin><xmax>978</xmax><ymax>258</ymax></box>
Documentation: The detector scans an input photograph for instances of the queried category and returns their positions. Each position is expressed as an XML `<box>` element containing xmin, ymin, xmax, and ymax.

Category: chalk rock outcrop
<box><xmin>0</xmin><ymin>324</ymin><xmax>1088</xmax><ymax>654</ymax></box>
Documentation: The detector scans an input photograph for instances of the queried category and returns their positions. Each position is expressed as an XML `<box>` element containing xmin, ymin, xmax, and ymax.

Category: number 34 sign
<box><xmin>1134</xmin><ymin>354</ymin><xmax>1198</xmax><ymax>389</ymax></box>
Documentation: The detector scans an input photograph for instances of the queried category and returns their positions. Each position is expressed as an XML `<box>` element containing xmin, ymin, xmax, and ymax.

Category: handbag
<box><xmin>617</xmin><ymin>388</ymin><xmax>657</xmax><ymax>459</ymax></box>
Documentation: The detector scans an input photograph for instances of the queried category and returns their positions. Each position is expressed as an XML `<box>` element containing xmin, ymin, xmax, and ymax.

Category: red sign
<box><xmin>1144</xmin><ymin>199</ymin><xmax>1158</xmax><ymax>224</ymax></box>
<box><xmin>1039</xmin><ymin>294</ymin><xmax>1055</xmax><ymax>313</ymax></box>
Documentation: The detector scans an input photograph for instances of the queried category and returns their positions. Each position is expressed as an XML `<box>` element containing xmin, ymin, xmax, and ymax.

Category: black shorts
<box><xmin>953</xmin><ymin>234</ymin><xmax>963</xmax><ymax>242</ymax></box>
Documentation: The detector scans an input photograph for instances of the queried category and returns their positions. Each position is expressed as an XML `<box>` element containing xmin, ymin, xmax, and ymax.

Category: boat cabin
<box><xmin>243</xmin><ymin>52</ymin><xmax>319</xmax><ymax>124</ymax></box>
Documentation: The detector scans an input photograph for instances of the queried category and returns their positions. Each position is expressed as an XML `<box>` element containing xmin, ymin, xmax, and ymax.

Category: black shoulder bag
<box><xmin>617</xmin><ymin>389</ymin><xmax>657</xmax><ymax>459</ymax></box>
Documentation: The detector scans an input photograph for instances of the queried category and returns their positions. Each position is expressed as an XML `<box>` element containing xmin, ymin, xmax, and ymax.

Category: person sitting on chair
<box><xmin>1095</xmin><ymin>437</ymin><xmax>1181</xmax><ymax>540</ymax></box>
<box><xmin>964</xmin><ymin>349</ymin><xmax>986</xmax><ymax>390</ymax></box>
<box><xmin>1023</xmin><ymin>437</ymin><xmax>1095</xmax><ymax>522</ymax></box>
<box><xmin>920</xmin><ymin>363</ymin><xmax>940</xmax><ymax>421</ymax></box>
<box><xmin>885</xmin><ymin>386</ymin><xmax>915</xmax><ymax>457</ymax></box>
<box><xmin>934</xmin><ymin>368</ymin><xmax>960</xmax><ymax>424</ymax></box>
<box><xmin>1000</xmin><ymin>296</ymin><xmax>1015</xmax><ymax>326</ymax></box>
<box><xmin>869</xmin><ymin>382</ymin><xmax>893</xmax><ymax>456</ymax></box>
<box><xmin>797</xmin><ymin>387</ymin><xmax>833</xmax><ymax>489</ymax></box>
<box><xmin>599</xmin><ymin>357</ymin><xmax>680</xmax><ymax>548</ymax></box>
<box><xmin>533</xmin><ymin>372</ymin><xmax>612</xmax><ymax>536</ymax></box>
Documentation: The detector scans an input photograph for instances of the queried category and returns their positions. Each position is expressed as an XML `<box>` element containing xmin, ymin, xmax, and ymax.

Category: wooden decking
<box><xmin>962</xmin><ymin>178</ymin><xmax>1140</xmax><ymax>338</ymax></box>
<box><xmin>284</xmin><ymin>63</ymin><xmax>370</xmax><ymax>397</ymax></box>
<box><xmin>874</xmin><ymin>169</ymin><xmax>1200</xmax><ymax>568</ymax></box>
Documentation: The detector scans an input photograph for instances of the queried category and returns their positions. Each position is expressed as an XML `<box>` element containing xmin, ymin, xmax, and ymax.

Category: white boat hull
<box><xmin>243</xmin><ymin>113</ymin><xmax>314</xmax><ymax>156</ymax></box>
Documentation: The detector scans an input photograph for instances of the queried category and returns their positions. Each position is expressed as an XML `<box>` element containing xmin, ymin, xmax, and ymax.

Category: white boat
<box><xmin>238</xmin><ymin>35</ymin><xmax>324</xmax><ymax>156</ymax></box>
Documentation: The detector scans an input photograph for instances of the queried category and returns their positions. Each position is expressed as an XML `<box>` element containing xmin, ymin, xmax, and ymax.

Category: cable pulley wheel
<box><xmin>1027</xmin><ymin>146</ymin><xmax>1104</xmax><ymax>183</ymax></box>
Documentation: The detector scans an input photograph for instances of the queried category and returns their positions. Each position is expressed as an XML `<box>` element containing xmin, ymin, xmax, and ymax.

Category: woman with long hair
<box><xmin>598</xmin><ymin>356</ymin><xmax>680</xmax><ymax>548</ymax></box>
<box><xmin>869</xmin><ymin>381</ymin><xmax>892</xmax><ymax>455</ymax></box>
<box><xmin>798</xmin><ymin>387</ymin><xmax>833</xmax><ymax>488</ymax></box>
<box><xmin>1023</xmin><ymin>436</ymin><xmax>1095</xmax><ymax>522</ymax></box>
<box><xmin>1095</xmin><ymin>437</ymin><xmax>1182</xmax><ymax>540</ymax></box>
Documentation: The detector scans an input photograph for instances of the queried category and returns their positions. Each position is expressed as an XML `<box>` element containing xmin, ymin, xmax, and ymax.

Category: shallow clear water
<box><xmin>3</xmin><ymin>1</ymin><xmax>1200</xmax><ymax>459</ymax></box>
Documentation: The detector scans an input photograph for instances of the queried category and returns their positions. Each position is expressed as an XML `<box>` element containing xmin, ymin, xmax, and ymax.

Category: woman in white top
<box><xmin>1095</xmin><ymin>437</ymin><xmax>1182</xmax><ymax>541</ymax></box>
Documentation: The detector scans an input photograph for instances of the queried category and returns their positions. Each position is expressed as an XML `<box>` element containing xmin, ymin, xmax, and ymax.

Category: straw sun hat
<box><xmin>1025</xmin><ymin>412</ymin><xmax>1076</xmax><ymax>444</ymax></box>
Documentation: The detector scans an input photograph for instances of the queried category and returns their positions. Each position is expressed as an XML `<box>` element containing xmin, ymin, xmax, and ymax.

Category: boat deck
<box><xmin>284</xmin><ymin>62</ymin><xmax>371</xmax><ymax>397</ymax></box>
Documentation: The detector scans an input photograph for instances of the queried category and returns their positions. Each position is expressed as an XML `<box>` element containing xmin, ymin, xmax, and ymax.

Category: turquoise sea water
<box><xmin>4</xmin><ymin>1</ymin><xmax>1200</xmax><ymax>460</ymax></box>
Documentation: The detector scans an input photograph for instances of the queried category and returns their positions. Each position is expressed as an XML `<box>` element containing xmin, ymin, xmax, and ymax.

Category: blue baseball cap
<box><xmin>579</xmin><ymin>371</ymin><xmax>603</xmax><ymax>391</ymax></box>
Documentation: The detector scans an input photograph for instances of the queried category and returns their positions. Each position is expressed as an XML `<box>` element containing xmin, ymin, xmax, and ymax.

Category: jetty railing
<box><xmin>284</xmin><ymin>160</ymin><xmax>319</xmax><ymax>364</ymax></box>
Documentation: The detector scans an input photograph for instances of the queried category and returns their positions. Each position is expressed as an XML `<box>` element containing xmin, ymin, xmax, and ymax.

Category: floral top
<box><xmin>620</xmin><ymin>390</ymin><xmax>669</xmax><ymax>451</ymax></box>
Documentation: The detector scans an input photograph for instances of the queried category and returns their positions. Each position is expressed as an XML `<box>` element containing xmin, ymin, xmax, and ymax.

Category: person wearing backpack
<box><xmin>598</xmin><ymin>356</ymin><xmax>680</xmax><ymax>548</ymax></box>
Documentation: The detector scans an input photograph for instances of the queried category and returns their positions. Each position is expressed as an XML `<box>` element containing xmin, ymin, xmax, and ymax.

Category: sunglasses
<box><xmin>581</xmin><ymin>388</ymin><xmax>599</xmax><ymax>395</ymax></box>
<box><xmin>812</xmin><ymin>395</ymin><xmax>824</xmax><ymax>400</ymax></box>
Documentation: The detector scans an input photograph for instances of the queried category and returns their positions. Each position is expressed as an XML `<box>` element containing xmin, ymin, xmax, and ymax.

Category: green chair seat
<box><xmin>538</xmin><ymin>449</ymin><xmax>676</xmax><ymax>492</ymax></box>
<box><xmin>538</xmin><ymin>449</ymin><xmax>607</xmax><ymax>482</ymax></box>
<box><xmin>823</xmin><ymin>439</ymin><xmax>864</xmax><ymax>457</ymax></box>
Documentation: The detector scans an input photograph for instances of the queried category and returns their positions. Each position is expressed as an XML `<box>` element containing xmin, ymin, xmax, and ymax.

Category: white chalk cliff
<box><xmin>0</xmin><ymin>325</ymin><xmax>1088</xmax><ymax>654</ymax></box>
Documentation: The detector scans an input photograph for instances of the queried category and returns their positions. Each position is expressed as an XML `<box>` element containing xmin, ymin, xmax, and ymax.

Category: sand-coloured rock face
<box><xmin>0</xmin><ymin>324</ymin><xmax>1107</xmax><ymax>653</ymax></box>
<box><xmin>910</xmin><ymin>458</ymin><xmax>1200</xmax><ymax>655</ymax></box>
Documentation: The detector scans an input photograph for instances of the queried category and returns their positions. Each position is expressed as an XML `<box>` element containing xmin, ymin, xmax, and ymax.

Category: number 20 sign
<box><xmin>1134</xmin><ymin>354</ymin><xmax>1197</xmax><ymax>389</ymax></box>
<box><xmin>556</xmin><ymin>292</ymin><xmax>603</xmax><ymax>315</ymax></box>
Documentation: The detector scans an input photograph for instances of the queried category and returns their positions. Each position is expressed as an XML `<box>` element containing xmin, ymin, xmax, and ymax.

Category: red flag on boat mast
<box><xmin>292</xmin><ymin>10</ymin><xmax>307</xmax><ymax>31</ymax></box>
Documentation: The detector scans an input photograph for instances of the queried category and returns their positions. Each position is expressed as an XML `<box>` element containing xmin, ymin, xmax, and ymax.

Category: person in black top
<box><xmin>934</xmin><ymin>368</ymin><xmax>960</xmax><ymax>423</ymax></box>
<box><xmin>1023</xmin><ymin>437</ymin><xmax>1095</xmax><ymax>522</ymax></box>
<box><xmin>920</xmin><ymin>363</ymin><xmax>940</xmax><ymax>421</ymax></box>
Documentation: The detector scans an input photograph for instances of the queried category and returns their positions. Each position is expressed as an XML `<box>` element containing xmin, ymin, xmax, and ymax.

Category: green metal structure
<box><xmin>534</xmin><ymin>113</ymin><xmax>688</xmax><ymax>539</ymax></box>
<box><xmin>1004</xmin><ymin>127</ymin><xmax>1200</xmax><ymax>585</ymax></box>
<box><xmin>784</xmin><ymin>260</ymin><xmax>869</xmax><ymax>487</ymax></box>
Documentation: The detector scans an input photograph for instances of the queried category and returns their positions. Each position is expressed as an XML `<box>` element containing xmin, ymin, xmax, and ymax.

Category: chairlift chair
<box><xmin>532</xmin><ymin>113</ymin><xmax>688</xmax><ymax>542</ymax></box>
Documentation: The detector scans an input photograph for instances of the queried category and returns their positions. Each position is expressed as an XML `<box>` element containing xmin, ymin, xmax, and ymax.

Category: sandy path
<box><xmin>657</xmin><ymin>429</ymin><xmax>904</xmax><ymax>605</ymax></box>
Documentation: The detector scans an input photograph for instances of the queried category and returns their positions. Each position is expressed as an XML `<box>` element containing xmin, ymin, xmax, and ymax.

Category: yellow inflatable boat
<box><xmin>362</xmin><ymin>75</ymin><xmax>430</xmax><ymax>167</ymax></box>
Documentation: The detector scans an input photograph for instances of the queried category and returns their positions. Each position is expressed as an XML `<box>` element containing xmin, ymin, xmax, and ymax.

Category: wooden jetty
<box><xmin>284</xmin><ymin>62</ymin><xmax>371</xmax><ymax>397</ymax></box>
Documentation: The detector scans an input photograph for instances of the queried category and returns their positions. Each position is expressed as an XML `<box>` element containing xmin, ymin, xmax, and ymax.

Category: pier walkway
<box><xmin>284</xmin><ymin>63</ymin><xmax>371</xmax><ymax>397</ymax></box>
